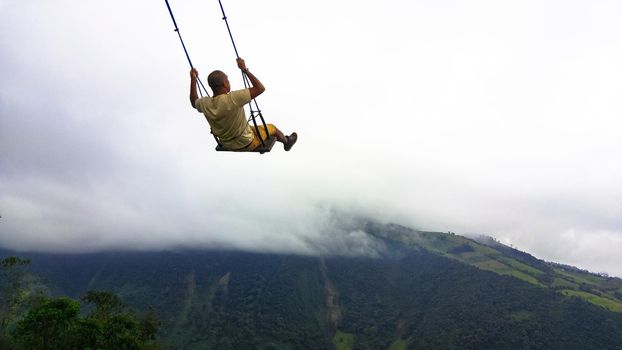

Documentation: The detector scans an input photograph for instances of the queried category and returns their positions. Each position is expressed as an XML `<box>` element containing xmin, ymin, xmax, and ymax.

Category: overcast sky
<box><xmin>1</xmin><ymin>0</ymin><xmax>621</xmax><ymax>276</ymax></box>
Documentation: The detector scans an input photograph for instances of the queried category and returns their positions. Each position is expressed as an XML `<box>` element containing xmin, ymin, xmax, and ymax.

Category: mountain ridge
<box><xmin>350</xmin><ymin>219</ymin><xmax>622</xmax><ymax>312</ymax></box>
<box><xmin>2</xmin><ymin>219</ymin><xmax>622</xmax><ymax>349</ymax></box>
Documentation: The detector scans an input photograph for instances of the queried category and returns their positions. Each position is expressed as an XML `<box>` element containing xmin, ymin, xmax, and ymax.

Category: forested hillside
<box><xmin>2</xmin><ymin>223</ymin><xmax>622</xmax><ymax>349</ymax></box>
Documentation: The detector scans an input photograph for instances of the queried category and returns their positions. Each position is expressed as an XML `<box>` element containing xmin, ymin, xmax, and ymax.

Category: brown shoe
<box><xmin>284</xmin><ymin>132</ymin><xmax>297</xmax><ymax>151</ymax></box>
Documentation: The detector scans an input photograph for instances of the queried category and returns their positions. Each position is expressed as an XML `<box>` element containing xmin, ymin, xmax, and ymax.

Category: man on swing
<box><xmin>190</xmin><ymin>57</ymin><xmax>297</xmax><ymax>152</ymax></box>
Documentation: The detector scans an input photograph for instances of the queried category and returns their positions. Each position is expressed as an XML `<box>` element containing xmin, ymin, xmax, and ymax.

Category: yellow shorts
<box><xmin>245</xmin><ymin>124</ymin><xmax>277</xmax><ymax>151</ymax></box>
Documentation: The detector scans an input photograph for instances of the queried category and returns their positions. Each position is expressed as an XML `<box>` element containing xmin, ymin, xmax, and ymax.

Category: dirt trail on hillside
<box><xmin>320</xmin><ymin>258</ymin><xmax>342</xmax><ymax>329</ymax></box>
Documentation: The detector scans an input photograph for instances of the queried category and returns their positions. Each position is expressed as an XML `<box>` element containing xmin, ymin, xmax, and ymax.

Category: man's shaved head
<box><xmin>208</xmin><ymin>70</ymin><xmax>227</xmax><ymax>90</ymax></box>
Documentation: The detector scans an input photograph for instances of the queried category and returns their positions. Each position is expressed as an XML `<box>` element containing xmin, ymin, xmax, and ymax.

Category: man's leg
<box><xmin>258</xmin><ymin>124</ymin><xmax>297</xmax><ymax>151</ymax></box>
<box><xmin>272</xmin><ymin>125</ymin><xmax>287</xmax><ymax>144</ymax></box>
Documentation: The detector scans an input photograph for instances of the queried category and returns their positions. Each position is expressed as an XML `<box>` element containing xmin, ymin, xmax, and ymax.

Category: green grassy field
<box><xmin>561</xmin><ymin>290</ymin><xmax>622</xmax><ymax>312</ymax></box>
<box><xmin>388</xmin><ymin>339</ymin><xmax>408</xmax><ymax>350</ymax></box>
<box><xmin>333</xmin><ymin>330</ymin><xmax>354</xmax><ymax>350</ymax></box>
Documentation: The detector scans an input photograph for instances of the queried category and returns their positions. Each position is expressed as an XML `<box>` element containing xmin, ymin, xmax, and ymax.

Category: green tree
<box><xmin>0</xmin><ymin>256</ymin><xmax>32</xmax><ymax>348</ymax></box>
<box><xmin>82</xmin><ymin>290</ymin><xmax>160</xmax><ymax>350</ymax></box>
<box><xmin>0</xmin><ymin>257</ymin><xmax>31</xmax><ymax>327</ymax></box>
<box><xmin>12</xmin><ymin>291</ymin><xmax>160</xmax><ymax>350</ymax></box>
<box><xmin>12</xmin><ymin>297</ymin><xmax>82</xmax><ymax>350</ymax></box>
<box><xmin>83</xmin><ymin>290</ymin><xmax>122</xmax><ymax>321</ymax></box>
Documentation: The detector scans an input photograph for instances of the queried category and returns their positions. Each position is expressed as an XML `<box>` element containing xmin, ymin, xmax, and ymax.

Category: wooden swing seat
<box><xmin>215</xmin><ymin>136</ymin><xmax>277</xmax><ymax>154</ymax></box>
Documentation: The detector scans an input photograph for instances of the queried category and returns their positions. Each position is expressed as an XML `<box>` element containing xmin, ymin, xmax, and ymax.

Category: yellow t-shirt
<box><xmin>194</xmin><ymin>89</ymin><xmax>253</xmax><ymax>150</ymax></box>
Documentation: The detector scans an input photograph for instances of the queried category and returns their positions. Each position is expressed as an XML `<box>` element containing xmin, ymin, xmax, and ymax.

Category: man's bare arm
<box><xmin>237</xmin><ymin>58</ymin><xmax>265</xmax><ymax>99</ymax></box>
<box><xmin>189</xmin><ymin>68</ymin><xmax>199</xmax><ymax>108</ymax></box>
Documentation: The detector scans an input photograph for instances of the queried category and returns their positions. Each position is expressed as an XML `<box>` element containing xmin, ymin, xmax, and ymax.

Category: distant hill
<box><xmin>2</xmin><ymin>220</ymin><xmax>622</xmax><ymax>349</ymax></box>
<box><xmin>362</xmin><ymin>221</ymin><xmax>622</xmax><ymax>313</ymax></box>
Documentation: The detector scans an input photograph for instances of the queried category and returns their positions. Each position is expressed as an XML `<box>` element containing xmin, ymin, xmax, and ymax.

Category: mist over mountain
<box><xmin>3</xmin><ymin>8</ymin><xmax>622</xmax><ymax>347</ymax></box>
<box><xmin>2</xmin><ymin>219</ymin><xmax>622</xmax><ymax>349</ymax></box>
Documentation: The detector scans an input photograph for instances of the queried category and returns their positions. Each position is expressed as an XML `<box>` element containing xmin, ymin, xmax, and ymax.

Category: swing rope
<box><xmin>164</xmin><ymin>0</ymin><xmax>209</xmax><ymax>97</ymax></box>
<box><xmin>217</xmin><ymin>0</ymin><xmax>270</xmax><ymax>148</ymax></box>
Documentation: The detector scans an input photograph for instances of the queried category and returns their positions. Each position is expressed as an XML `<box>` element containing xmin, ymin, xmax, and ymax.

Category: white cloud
<box><xmin>1</xmin><ymin>0</ymin><xmax>622</xmax><ymax>276</ymax></box>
